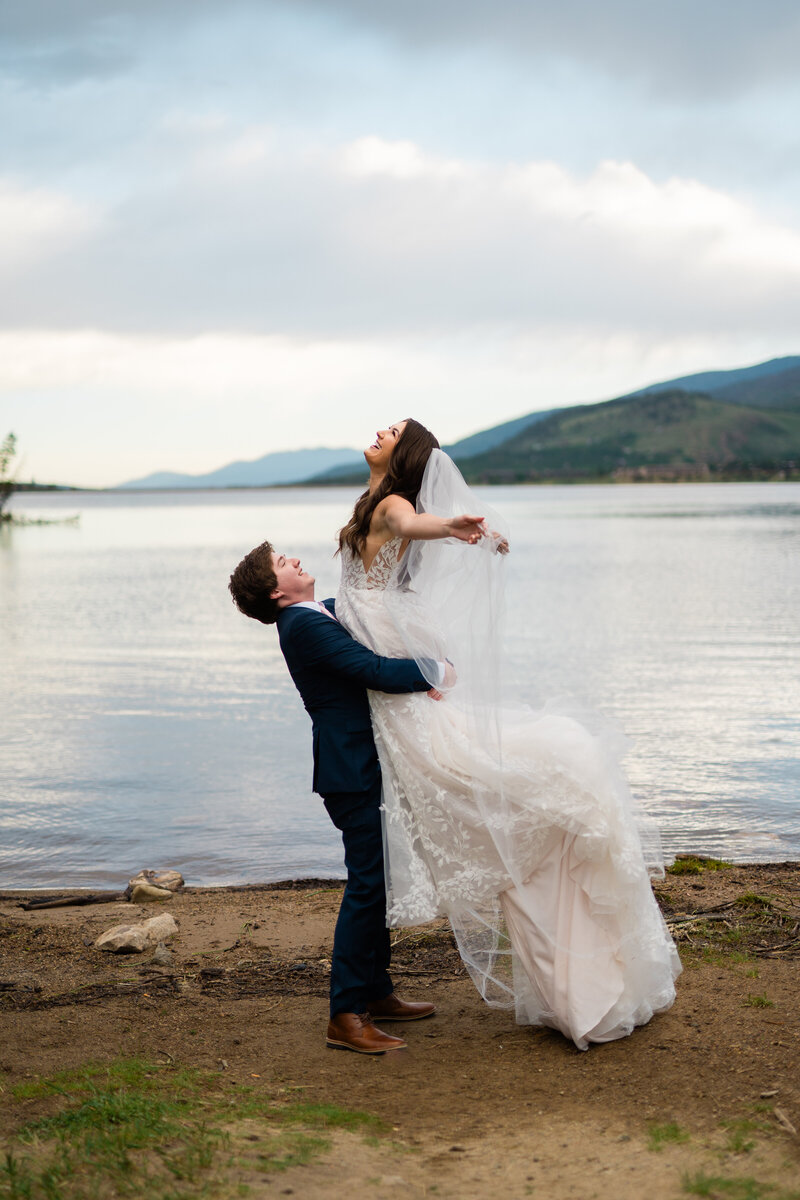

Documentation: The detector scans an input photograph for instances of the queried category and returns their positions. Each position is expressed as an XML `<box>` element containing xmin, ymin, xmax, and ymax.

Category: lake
<box><xmin>2</xmin><ymin>482</ymin><xmax>799</xmax><ymax>888</ymax></box>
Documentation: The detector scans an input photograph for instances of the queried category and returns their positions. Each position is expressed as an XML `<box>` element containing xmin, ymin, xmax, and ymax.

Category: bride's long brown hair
<box><xmin>338</xmin><ymin>418</ymin><xmax>440</xmax><ymax>556</ymax></box>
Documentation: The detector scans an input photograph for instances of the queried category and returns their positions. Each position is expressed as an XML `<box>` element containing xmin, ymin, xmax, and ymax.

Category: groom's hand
<box><xmin>428</xmin><ymin>660</ymin><xmax>456</xmax><ymax>699</ymax></box>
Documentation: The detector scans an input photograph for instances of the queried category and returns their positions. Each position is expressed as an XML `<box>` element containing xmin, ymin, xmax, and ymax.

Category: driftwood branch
<box><xmin>18</xmin><ymin>892</ymin><xmax>127</xmax><ymax>911</ymax></box>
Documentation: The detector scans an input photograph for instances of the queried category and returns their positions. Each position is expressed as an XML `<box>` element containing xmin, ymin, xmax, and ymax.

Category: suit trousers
<box><xmin>323</xmin><ymin>778</ymin><xmax>393</xmax><ymax>1017</ymax></box>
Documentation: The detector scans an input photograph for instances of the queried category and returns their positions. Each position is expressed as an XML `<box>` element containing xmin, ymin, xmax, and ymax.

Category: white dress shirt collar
<box><xmin>290</xmin><ymin>600</ymin><xmax>335</xmax><ymax>618</ymax></box>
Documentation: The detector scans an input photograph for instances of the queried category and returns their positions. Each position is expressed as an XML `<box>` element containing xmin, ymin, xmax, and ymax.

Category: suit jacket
<box><xmin>276</xmin><ymin>598</ymin><xmax>430</xmax><ymax>795</ymax></box>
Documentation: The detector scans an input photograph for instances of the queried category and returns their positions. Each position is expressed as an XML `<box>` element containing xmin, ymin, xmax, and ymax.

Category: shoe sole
<box><xmin>326</xmin><ymin>1038</ymin><xmax>407</xmax><ymax>1054</ymax></box>
<box><xmin>368</xmin><ymin>1009</ymin><xmax>437</xmax><ymax>1022</ymax></box>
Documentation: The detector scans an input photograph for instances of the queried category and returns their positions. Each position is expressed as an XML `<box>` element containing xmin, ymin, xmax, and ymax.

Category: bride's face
<box><xmin>364</xmin><ymin>421</ymin><xmax>407</xmax><ymax>470</ymax></box>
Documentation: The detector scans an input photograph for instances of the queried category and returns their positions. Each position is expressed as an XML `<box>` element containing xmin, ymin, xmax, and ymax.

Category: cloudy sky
<box><xmin>2</xmin><ymin>0</ymin><xmax>800</xmax><ymax>486</ymax></box>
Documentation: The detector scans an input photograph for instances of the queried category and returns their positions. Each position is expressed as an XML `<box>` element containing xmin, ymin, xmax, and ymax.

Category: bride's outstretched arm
<box><xmin>381</xmin><ymin>494</ymin><xmax>485</xmax><ymax>545</ymax></box>
<box><xmin>381</xmin><ymin>494</ymin><xmax>509</xmax><ymax>552</ymax></box>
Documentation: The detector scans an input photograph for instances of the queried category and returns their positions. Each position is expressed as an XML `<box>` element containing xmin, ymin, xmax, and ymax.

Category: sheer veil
<box><xmin>380</xmin><ymin>449</ymin><xmax>668</xmax><ymax>1009</ymax></box>
<box><xmin>385</xmin><ymin>448</ymin><xmax>509</xmax><ymax>704</ymax></box>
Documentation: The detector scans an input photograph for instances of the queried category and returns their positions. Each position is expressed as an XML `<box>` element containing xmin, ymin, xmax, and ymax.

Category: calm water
<box><xmin>2</xmin><ymin>483</ymin><xmax>799</xmax><ymax>888</ymax></box>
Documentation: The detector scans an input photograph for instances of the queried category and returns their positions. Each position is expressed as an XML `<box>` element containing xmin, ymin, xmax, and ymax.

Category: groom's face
<box><xmin>270</xmin><ymin>552</ymin><xmax>316</xmax><ymax>607</ymax></box>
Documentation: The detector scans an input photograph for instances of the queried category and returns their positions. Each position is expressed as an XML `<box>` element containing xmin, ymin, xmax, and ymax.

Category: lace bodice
<box><xmin>340</xmin><ymin>537</ymin><xmax>404</xmax><ymax>593</ymax></box>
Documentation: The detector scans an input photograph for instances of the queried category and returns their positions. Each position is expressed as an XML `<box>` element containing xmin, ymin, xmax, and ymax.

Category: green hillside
<box><xmin>459</xmin><ymin>390</ymin><xmax>800</xmax><ymax>483</ymax></box>
<box><xmin>711</xmin><ymin>365</ymin><xmax>800</xmax><ymax>411</ymax></box>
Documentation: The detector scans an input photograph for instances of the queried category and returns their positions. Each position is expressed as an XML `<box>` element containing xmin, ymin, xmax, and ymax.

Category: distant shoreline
<box><xmin>11</xmin><ymin>475</ymin><xmax>800</xmax><ymax>495</ymax></box>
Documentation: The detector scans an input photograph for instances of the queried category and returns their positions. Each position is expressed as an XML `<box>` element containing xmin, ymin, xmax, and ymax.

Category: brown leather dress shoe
<box><xmin>326</xmin><ymin>1012</ymin><xmax>407</xmax><ymax>1054</ymax></box>
<box><xmin>367</xmin><ymin>993</ymin><xmax>437</xmax><ymax>1021</ymax></box>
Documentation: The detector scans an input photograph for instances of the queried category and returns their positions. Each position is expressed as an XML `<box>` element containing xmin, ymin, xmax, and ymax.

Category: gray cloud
<box><xmin>2</xmin><ymin>0</ymin><xmax>799</xmax><ymax>99</ymax></box>
<box><xmin>2</xmin><ymin>142</ymin><xmax>799</xmax><ymax>343</ymax></box>
<box><xmin>0</xmin><ymin>0</ymin><xmax>222</xmax><ymax>82</ymax></box>
<box><xmin>293</xmin><ymin>0</ymin><xmax>800</xmax><ymax>100</ymax></box>
<box><xmin>1</xmin><ymin>1</ymin><xmax>798</xmax><ymax>354</ymax></box>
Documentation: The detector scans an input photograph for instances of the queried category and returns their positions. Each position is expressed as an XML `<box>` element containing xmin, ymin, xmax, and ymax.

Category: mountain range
<box><xmin>117</xmin><ymin>447</ymin><xmax>365</xmax><ymax>490</ymax></box>
<box><xmin>117</xmin><ymin>354</ymin><xmax>800</xmax><ymax>489</ymax></box>
<box><xmin>461</xmin><ymin>356</ymin><xmax>800</xmax><ymax>484</ymax></box>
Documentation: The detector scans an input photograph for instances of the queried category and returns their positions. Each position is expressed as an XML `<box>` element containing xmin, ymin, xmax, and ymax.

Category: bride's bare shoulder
<box><xmin>371</xmin><ymin>492</ymin><xmax>412</xmax><ymax>533</ymax></box>
<box><xmin>373</xmin><ymin>493</ymin><xmax>414</xmax><ymax>523</ymax></box>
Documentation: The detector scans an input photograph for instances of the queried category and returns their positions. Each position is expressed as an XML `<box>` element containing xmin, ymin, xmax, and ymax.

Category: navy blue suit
<box><xmin>276</xmin><ymin>598</ymin><xmax>430</xmax><ymax>1015</ymax></box>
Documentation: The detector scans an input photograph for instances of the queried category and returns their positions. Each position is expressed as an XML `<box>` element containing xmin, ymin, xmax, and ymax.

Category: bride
<box><xmin>335</xmin><ymin>417</ymin><xmax>681</xmax><ymax>1050</ymax></box>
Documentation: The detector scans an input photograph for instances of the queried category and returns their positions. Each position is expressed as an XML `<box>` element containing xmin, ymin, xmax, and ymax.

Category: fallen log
<box><xmin>18</xmin><ymin>892</ymin><xmax>127</xmax><ymax>911</ymax></box>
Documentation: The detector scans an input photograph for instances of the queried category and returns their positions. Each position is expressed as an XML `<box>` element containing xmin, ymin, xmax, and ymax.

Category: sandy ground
<box><xmin>1</xmin><ymin>862</ymin><xmax>799</xmax><ymax>1199</ymax></box>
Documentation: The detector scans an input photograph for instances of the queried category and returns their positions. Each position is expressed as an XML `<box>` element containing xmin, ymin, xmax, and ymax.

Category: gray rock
<box><xmin>95</xmin><ymin>923</ymin><xmax>149</xmax><ymax>953</ymax></box>
<box><xmin>96</xmin><ymin>912</ymin><xmax>179</xmax><ymax>953</ymax></box>
<box><xmin>128</xmin><ymin>869</ymin><xmax>184</xmax><ymax>893</ymax></box>
<box><xmin>130</xmin><ymin>882</ymin><xmax>172</xmax><ymax>904</ymax></box>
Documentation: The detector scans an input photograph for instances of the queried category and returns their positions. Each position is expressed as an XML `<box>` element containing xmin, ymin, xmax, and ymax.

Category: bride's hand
<box><xmin>446</xmin><ymin>515</ymin><xmax>509</xmax><ymax>554</ymax></box>
<box><xmin>446</xmin><ymin>514</ymin><xmax>486</xmax><ymax>545</ymax></box>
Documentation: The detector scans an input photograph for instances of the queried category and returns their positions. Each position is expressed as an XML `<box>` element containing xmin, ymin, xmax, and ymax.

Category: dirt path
<box><xmin>2</xmin><ymin>862</ymin><xmax>799</xmax><ymax>1198</ymax></box>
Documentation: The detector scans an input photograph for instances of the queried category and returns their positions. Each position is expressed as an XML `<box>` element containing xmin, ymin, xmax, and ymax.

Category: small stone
<box><xmin>152</xmin><ymin>942</ymin><xmax>174</xmax><ymax>966</ymax></box>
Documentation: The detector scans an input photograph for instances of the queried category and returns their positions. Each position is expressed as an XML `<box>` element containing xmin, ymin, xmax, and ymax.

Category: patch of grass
<box><xmin>1</xmin><ymin>1057</ymin><xmax>389</xmax><ymax>1200</ymax></box>
<box><xmin>648</xmin><ymin>1121</ymin><xmax>691</xmax><ymax>1151</ymax></box>
<box><xmin>721</xmin><ymin>1119</ymin><xmax>760</xmax><ymax>1155</ymax></box>
<box><xmin>734</xmin><ymin>894</ymin><xmax>774</xmax><ymax>910</ymax></box>
<box><xmin>679</xmin><ymin>947</ymin><xmax>756</xmax><ymax>970</ymax></box>
<box><xmin>667</xmin><ymin>856</ymin><xmax>733</xmax><ymax>876</ymax></box>
<box><xmin>252</xmin><ymin>1130</ymin><xmax>330</xmax><ymax>1173</ymax></box>
<box><xmin>720</xmin><ymin>928</ymin><xmax>748</xmax><ymax>946</ymax></box>
<box><xmin>13</xmin><ymin>1058</ymin><xmax>206</xmax><ymax>1104</ymax></box>
<box><xmin>276</xmin><ymin>1101</ymin><xmax>387</xmax><ymax>1133</ymax></box>
<box><xmin>682</xmin><ymin>1172</ymin><xmax>800</xmax><ymax>1199</ymax></box>
<box><xmin>23</xmin><ymin>1086</ymin><xmax>185</xmax><ymax>1143</ymax></box>
<box><xmin>742</xmin><ymin>994</ymin><xmax>775</xmax><ymax>1009</ymax></box>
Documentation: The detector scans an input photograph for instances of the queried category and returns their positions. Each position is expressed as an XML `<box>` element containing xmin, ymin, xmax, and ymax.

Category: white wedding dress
<box><xmin>335</xmin><ymin>456</ymin><xmax>680</xmax><ymax>1050</ymax></box>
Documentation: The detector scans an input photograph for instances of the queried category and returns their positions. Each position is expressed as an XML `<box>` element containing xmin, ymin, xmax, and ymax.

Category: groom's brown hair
<box><xmin>229</xmin><ymin>540</ymin><xmax>281</xmax><ymax>625</ymax></box>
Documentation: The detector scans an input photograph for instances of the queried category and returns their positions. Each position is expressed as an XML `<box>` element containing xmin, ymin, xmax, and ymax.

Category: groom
<box><xmin>228</xmin><ymin>540</ymin><xmax>442</xmax><ymax>1054</ymax></box>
